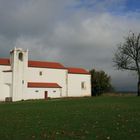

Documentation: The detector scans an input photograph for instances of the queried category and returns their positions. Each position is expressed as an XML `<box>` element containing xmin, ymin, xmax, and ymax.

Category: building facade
<box><xmin>0</xmin><ymin>48</ymin><xmax>91</xmax><ymax>101</ymax></box>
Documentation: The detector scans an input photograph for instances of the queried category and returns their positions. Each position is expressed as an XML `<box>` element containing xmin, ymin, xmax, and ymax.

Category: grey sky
<box><xmin>0</xmin><ymin>0</ymin><xmax>140</xmax><ymax>91</ymax></box>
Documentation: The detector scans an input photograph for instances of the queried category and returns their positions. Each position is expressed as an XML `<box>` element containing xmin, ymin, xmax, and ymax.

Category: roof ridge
<box><xmin>28</xmin><ymin>82</ymin><xmax>62</xmax><ymax>88</ymax></box>
<box><xmin>29</xmin><ymin>60</ymin><xmax>62</xmax><ymax>64</ymax></box>
<box><xmin>0</xmin><ymin>58</ymin><xmax>89</xmax><ymax>74</ymax></box>
<box><xmin>67</xmin><ymin>67</ymin><xmax>90</xmax><ymax>74</ymax></box>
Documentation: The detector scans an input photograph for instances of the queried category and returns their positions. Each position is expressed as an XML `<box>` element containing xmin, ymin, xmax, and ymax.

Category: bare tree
<box><xmin>113</xmin><ymin>32</ymin><xmax>140</xmax><ymax>96</ymax></box>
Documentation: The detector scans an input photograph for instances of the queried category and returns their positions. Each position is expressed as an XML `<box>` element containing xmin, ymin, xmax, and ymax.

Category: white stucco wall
<box><xmin>68</xmin><ymin>74</ymin><xmax>91</xmax><ymax>97</ymax></box>
<box><xmin>11</xmin><ymin>49</ymin><xmax>28</xmax><ymax>101</ymax></box>
<box><xmin>24</xmin><ymin>87</ymin><xmax>61</xmax><ymax>100</ymax></box>
<box><xmin>27</xmin><ymin>68</ymin><xmax>67</xmax><ymax>97</ymax></box>
<box><xmin>0</xmin><ymin>84</ymin><xmax>11</xmax><ymax>101</ymax></box>
<box><xmin>3</xmin><ymin>72</ymin><xmax>12</xmax><ymax>84</ymax></box>
<box><xmin>0</xmin><ymin>66</ymin><xmax>12</xmax><ymax>84</ymax></box>
<box><xmin>0</xmin><ymin>66</ymin><xmax>12</xmax><ymax>101</ymax></box>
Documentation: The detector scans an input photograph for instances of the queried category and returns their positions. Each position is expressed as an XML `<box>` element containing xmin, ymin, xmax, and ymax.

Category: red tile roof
<box><xmin>0</xmin><ymin>58</ymin><xmax>10</xmax><ymax>65</ymax></box>
<box><xmin>28</xmin><ymin>82</ymin><xmax>62</xmax><ymax>88</ymax></box>
<box><xmin>0</xmin><ymin>58</ymin><xmax>65</xmax><ymax>69</ymax></box>
<box><xmin>67</xmin><ymin>67</ymin><xmax>90</xmax><ymax>74</ymax></box>
<box><xmin>0</xmin><ymin>58</ymin><xmax>90</xmax><ymax>75</ymax></box>
<box><xmin>28</xmin><ymin>60</ymin><xmax>66</xmax><ymax>69</ymax></box>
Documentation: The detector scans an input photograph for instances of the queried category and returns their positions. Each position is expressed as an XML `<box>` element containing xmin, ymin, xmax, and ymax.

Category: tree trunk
<box><xmin>137</xmin><ymin>80</ymin><xmax>140</xmax><ymax>96</ymax></box>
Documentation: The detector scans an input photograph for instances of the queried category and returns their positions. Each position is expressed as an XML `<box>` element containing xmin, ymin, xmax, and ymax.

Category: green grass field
<box><xmin>0</xmin><ymin>96</ymin><xmax>140</xmax><ymax>140</ymax></box>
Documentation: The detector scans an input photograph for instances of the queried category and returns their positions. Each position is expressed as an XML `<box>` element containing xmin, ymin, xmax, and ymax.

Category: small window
<box><xmin>18</xmin><ymin>52</ymin><xmax>23</xmax><ymax>61</ymax></box>
<box><xmin>39</xmin><ymin>71</ymin><xmax>43</xmax><ymax>76</ymax></box>
<box><xmin>81</xmin><ymin>82</ymin><xmax>86</xmax><ymax>89</ymax></box>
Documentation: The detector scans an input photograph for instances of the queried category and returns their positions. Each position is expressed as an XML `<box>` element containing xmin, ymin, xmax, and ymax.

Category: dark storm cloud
<box><xmin>0</xmin><ymin>0</ymin><xmax>70</xmax><ymax>38</ymax></box>
<box><xmin>0</xmin><ymin>0</ymin><xmax>140</xmax><ymax>91</ymax></box>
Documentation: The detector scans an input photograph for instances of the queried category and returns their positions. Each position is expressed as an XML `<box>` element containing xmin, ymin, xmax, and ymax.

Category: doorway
<box><xmin>44</xmin><ymin>91</ymin><xmax>48</xmax><ymax>99</ymax></box>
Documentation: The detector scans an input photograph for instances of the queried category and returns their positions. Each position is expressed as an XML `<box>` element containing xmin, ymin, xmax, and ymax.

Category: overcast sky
<box><xmin>0</xmin><ymin>0</ymin><xmax>140</xmax><ymax>91</ymax></box>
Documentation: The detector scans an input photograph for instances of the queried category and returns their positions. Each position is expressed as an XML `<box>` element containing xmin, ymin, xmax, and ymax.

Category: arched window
<box><xmin>18</xmin><ymin>52</ymin><xmax>23</xmax><ymax>61</ymax></box>
<box><xmin>39</xmin><ymin>71</ymin><xmax>43</xmax><ymax>76</ymax></box>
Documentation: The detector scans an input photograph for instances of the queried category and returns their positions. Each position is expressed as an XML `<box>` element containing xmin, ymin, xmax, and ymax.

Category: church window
<box><xmin>81</xmin><ymin>82</ymin><xmax>86</xmax><ymax>89</ymax></box>
<box><xmin>18</xmin><ymin>52</ymin><xmax>23</xmax><ymax>61</ymax></box>
<box><xmin>39</xmin><ymin>71</ymin><xmax>43</xmax><ymax>76</ymax></box>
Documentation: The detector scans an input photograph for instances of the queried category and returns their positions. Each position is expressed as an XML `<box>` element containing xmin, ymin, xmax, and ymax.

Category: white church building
<box><xmin>0</xmin><ymin>48</ymin><xmax>91</xmax><ymax>101</ymax></box>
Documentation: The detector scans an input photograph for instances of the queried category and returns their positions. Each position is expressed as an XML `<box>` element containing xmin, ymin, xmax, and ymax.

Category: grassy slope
<box><xmin>0</xmin><ymin>97</ymin><xmax>140</xmax><ymax>140</ymax></box>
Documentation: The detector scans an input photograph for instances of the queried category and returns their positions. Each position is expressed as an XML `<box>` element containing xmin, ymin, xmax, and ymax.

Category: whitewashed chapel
<box><xmin>0</xmin><ymin>48</ymin><xmax>91</xmax><ymax>101</ymax></box>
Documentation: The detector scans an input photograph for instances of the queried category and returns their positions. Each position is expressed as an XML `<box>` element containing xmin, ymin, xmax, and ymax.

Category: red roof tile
<box><xmin>0</xmin><ymin>58</ymin><xmax>66</xmax><ymax>69</ymax></box>
<box><xmin>67</xmin><ymin>67</ymin><xmax>90</xmax><ymax>74</ymax></box>
<box><xmin>0</xmin><ymin>58</ymin><xmax>10</xmax><ymax>65</ymax></box>
<box><xmin>28</xmin><ymin>60</ymin><xmax>66</xmax><ymax>69</ymax></box>
<box><xmin>28</xmin><ymin>82</ymin><xmax>62</xmax><ymax>88</ymax></box>
<box><xmin>0</xmin><ymin>58</ymin><xmax>89</xmax><ymax>75</ymax></box>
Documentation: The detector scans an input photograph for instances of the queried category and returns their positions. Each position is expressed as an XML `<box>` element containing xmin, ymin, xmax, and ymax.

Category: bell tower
<box><xmin>10</xmin><ymin>48</ymin><xmax>28</xmax><ymax>101</ymax></box>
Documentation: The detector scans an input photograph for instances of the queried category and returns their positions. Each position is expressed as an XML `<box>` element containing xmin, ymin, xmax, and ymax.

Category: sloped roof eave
<box><xmin>28</xmin><ymin>60</ymin><xmax>66</xmax><ymax>69</ymax></box>
<box><xmin>28</xmin><ymin>82</ymin><xmax>62</xmax><ymax>88</ymax></box>
<box><xmin>68</xmin><ymin>72</ymin><xmax>91</xmax><ymax>75</ymax></box>
<box><xmin>67</xmin><ymin>67</ymin><xmax>90</xmax><ymax>75</ymax></box>
<box><xmin>0</xmin><ymin>58</ymin><xmax>10</xmax><ymax>65</ymax></box>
